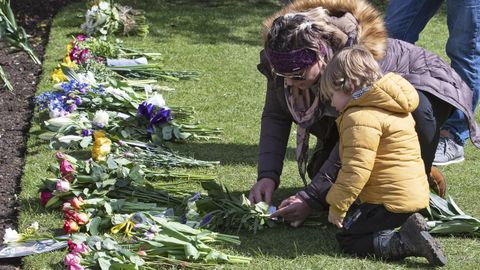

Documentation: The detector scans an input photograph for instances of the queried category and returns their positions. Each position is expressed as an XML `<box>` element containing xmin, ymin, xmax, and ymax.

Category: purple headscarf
<box><xmin>265</xmin><ymin>44</ymin><xmax>326</xmax><ymax>73</ymax></box>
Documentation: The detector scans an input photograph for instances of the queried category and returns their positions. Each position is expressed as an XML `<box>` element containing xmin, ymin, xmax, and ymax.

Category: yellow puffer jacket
<box><xmin>326</xmin><ymin>73</ymin><xmax>429</xmax><ymax>219</ymax></box>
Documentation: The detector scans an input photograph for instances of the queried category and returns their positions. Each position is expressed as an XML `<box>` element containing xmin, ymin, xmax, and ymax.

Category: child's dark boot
<box><xmin>373</xmin><ymin>213</ymin><xmax>447</xmax><ymax>266</ymax></box>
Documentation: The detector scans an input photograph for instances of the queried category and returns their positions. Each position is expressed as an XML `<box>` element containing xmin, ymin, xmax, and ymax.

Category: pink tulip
<box><xmin>64</xmin><ymin>220</ymin><xmax>79</xmax><ymax>234</ymax></box>
<box><xmin>138</xmin><ymin>250</ymin><xmax>147</xmax><ymax>256</ymax></box>
<box><xmin>64</xmin><ymin>253</ymin><xmax>84</xmax><ymax>270</ymax></box>
<box><xmin>71</xmin><ymin>197</ymin><xmax>85</xmax><ymax>210</ymax></box>
<box><xmin>75</xmin><ymin>213</ymin><xmax>89</xmax><ymax>225</ymax></box>
<box><xmin>76</xmin><ymin>34</ymin><xmax>87</xmax><ymax>41</ymax></box>
<box><xmin>56</xmin><ymin>180</ymin><xmax>70</xmax><ymax>192</ymax></box>
<box><xmin>56</xmin><ymin>153</ymin><xmax>76</xmax><ymax>181</ymax></box>
<box><xmin>40</xmin><ymin>191</ymin><xmax>53</xmax><ymax>206</ymax></box>
<box><xmin>67</xmin><ymin>265</ymin><xmax>85</xmax><ymax>270</ymax></box>
<box><xmin>68</xmin><ymin>240</ymin><xmax>89</xmax><ymax>255</ymax></box>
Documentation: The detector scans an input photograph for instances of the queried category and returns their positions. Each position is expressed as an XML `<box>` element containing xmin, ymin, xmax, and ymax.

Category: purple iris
<box><xmin>138</xmin><ymin>102</ymin><xmax>173</xmax><ymax>134</ymax></box>
<box><xmin>68</xmin><ymin>104</ymin><xmax>77</xmax><ymax>113</ymax></box>
<box><xmin>150</xmin><ymin>107</ymin><xmax>172</xmax><ymax>126</ymax></box>
<box><xmin>82</xmin><ymin>129</ymin><xmax>93</xmax><ymax>136</ymax></box>
<box><xmin>188</xmin><ymin>192</ymin><xmax>201</xmax><ymax>202</ymax></box>
<box><xmin>200</xmin><ymin>212</ymin><xmax>213</xmax><ymax>227</ymax></box>
<box><xmin>137</xmin><ymin>102</ymin><xmax>155</xmax><ymax>120</ymax></box>
<box><xmin>74</xmin><ymin>96</ymin><xmax>81</xmax><ymax>105</ymax></box>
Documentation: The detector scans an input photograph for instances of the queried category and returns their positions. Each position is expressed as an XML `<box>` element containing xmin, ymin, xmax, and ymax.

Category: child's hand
<box><xmin>328</xmin><ymin>211</ymin><xmax>344</xmax><ymax>229</ymax></box>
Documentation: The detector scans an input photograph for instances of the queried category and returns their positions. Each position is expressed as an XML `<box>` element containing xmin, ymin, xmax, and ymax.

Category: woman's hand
<box><xmin>270</xmin><ymin>195</ymin><xmax>312</xmax><ymax>227</ymax></box>
<box><xmin>328</xmin><ymin>210</ymin><xmax>344</xmax><ymax>229</ymax></box>
<box><xmin>248</xmin><ymin>178</ymin><xmax>276</xmax><ymax>204</ymax></box>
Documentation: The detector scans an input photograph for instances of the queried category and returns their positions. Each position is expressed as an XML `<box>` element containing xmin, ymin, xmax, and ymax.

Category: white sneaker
<box><xmin>433</xmin><ymin>137</ymin><xmax>464</xmax><ymax>166</ymax></box>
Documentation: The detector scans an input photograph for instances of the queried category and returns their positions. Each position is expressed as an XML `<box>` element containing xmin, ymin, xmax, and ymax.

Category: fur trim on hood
<box><xmin>262</xmin><ymin>0</ymin><xmax>387</xmax><ymax>60</ymax></box>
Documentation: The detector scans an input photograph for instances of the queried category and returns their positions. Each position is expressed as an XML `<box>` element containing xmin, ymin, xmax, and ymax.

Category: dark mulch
<box><xmin>0</xmin><ymin>0</ymin><xmax>73</xmax><ymax>269</ymax></box>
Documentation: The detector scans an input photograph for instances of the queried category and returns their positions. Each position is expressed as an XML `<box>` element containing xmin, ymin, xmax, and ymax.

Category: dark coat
<box><xmin>257</xmin><ymin>38</ymin><xmax>480</xmax><ymax>188</ymax></box>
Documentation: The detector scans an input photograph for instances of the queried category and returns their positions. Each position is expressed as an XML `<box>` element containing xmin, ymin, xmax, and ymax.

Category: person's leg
<box><xmin>411</xmin><ymin>91</ymin><xmax>452</xmax><ymax>175</ymax></box>
<box><xmin>336</xmin><ymin>204</ymin><xmax>410</xmax><ymax>256</ymax></box>
<box><xmin>384</xmin><ymin>0</ymin><xmax>444</xmax><ymax>43</ymax></box>
<box><xmin>439</xmin><ymin>0</ymin><xmax>480</xmax><ymax>155</ymax></box>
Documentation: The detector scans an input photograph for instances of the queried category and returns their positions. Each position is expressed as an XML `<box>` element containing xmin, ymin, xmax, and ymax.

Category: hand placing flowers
<box><xmin>328</xmin><ymin>210</ymin><xmax>344</xmax><ymax>229</ymax></box>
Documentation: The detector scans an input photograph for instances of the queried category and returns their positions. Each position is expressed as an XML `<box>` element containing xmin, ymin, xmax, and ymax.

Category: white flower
<box><xmin>92</xmin><ymin>110</ymin><xmax>109</xmax><ymax>128</ymax></box>
<box><xmin>90</xmin><ymin>5</ymin><xmax>99</xmax><ymax>12</ymax></box>
<box><xmin>105</xmin><ymin>86</ymin><xmax>130</xmax><ymax>100</ymax></box>
<box><xmin>98</xmin><ymin>2</ymin><xmax>110</xmax><ymax>10</ymax></box>
<box><xmin>29</xmin><ymin>222</ymin><xmax>39</xmax><ymax>231</ymax></box>
<box><xmin>77</xmin><ymin>72</ymin><xmax>97</xmax><ymax>85</ymax></box>
<box><xmin>49</xmin><ymin>108</ymin><xmax>68</xmax><ymax>118</ymax></box>
<box><xmin>147</xmin><ymin>94</ymin><xmax>166</xmax><ymax>108</ymax></box>
<box><xmin>3</xmin><ymin>228</ymin><xmax>21</xmax><ymax>243</ymax></box>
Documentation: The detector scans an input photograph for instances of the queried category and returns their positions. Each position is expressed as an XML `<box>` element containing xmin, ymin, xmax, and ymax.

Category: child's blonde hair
<box><xmin>320</xmin><ymin>45</ymin><xmax>382</xmax><ymax>101</ymax></box>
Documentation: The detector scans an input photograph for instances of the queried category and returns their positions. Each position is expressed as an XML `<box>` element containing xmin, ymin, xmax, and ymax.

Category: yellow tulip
<box><xmin>51</xmin><ymin>67</ymin><xmax>66</xmax><ymax>83</ymax></box>
<box><xmin>63</xmin><ymin>56</ymin><xmax>77</xmax><ymax>69</ymax></box>
<box><xmin>92</xmin><ymin>131</ymin><xmax>111</xmax><ymax>161</ymax></box>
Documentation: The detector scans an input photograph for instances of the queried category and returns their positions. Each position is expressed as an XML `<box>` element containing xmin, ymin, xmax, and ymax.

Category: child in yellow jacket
<box><xmin>320</xmin><ymin>45</ymin><xmax>446</xmax><ymax>266</ymax></box>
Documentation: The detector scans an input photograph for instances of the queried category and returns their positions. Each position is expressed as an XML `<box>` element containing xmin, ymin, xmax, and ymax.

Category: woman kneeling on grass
<box><xmin>319</xmin><ymin>45</ymin><xmax>446</xmax><ymax>266</ymax></box>
<box><xmin>249</xmin><ymin>0</ymin><xmax>480</xmax><ymax>229</ymax></box>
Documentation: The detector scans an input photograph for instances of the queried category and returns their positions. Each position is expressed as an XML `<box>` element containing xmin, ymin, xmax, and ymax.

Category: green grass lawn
<box><xmin>19</xmin><ymin>0</ymin><xmax>479</xmax><ymax>269</ymax></box>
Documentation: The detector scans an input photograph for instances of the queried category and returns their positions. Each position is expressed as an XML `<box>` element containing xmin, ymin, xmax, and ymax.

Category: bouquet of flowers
<box><xmin>81</xmin><ymin>1</ymin><xmax>120</xmax><ymax>37</ymax></box>
<box><xmin>66</xmin><ymin>212</ymin><xmax>251</xmax><ymax>269</ymax></box>
<box><xmin>39</xmin><ymin>152</ymin><xmax>186</xmax><ymax>210</ymax></box>
<box><xmin>184</xmin><ymin>182</ymin><xmax>276</xmax><ymax>234</ymax></box>
<box><xmin>35</xmin><ymin>74</ymin><xmax>222</xmax><ymax>145</ymax></box>
<box><xmin>81</xmin><ymin>1</ymin><xmax>149</xmax><ymax>37</ymax></box>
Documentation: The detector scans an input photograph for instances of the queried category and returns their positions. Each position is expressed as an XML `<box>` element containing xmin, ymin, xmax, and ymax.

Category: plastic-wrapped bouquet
<box><xmin>81</xmin><ymin>0</ymin><xmax>149</xmax><ymax>37</ymax></box>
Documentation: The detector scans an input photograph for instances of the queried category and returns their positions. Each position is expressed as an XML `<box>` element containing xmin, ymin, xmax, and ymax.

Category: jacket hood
<box><xmin>262</xmin><ymin>0</ymin><xmax>387</xmax><ymax>60</ymax></box>
<box><xmin>344</xmin><ymin>73</ymin><xmax>419</xmax><ymax>113</ymax></box>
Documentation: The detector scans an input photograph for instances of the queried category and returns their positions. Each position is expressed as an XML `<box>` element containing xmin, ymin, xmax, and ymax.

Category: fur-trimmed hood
<box><xmin>262</xmin><ymin>0</ymin><xmax>387</xmax><ymax>60</ymax></box>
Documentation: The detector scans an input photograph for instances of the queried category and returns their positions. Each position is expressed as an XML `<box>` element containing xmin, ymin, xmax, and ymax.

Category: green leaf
<box><xmin>107</xmin><ymin>156</ymin><xmax>118</xmax><ymax>169</ymax></box>
<box><xmin>162</xmin><ymin>125</ymin><xmax>173</xmax><ymax>140</ymax></box>
<box><xmin>104</xmin><ymin>202</ymin><xmax>113</xmax><ymax>215</ymax></box>
<box><xmin>429</xmin><ymin>220</ymin><xmax>479</xmax><ymax>234</ymax></box>
<box><xmin>115</xmin><ymin>158</ymin><xmax>131</xmax><ymax>166</ymax></box>
<box><xmin>128</xmin><ymin>165</ymin><xmax>144</xmax><ymax>184</ymax></box>
<box><xmin>87</xmin><ymin>216</ymin><xmax>102</xmax><ymax>235</ymax></box>
<box><xmin>45</xmin><ymin>195</ymin><xmax>60</xmax><ymax>208</ymax></box>
<box><xmin>128</xmin><ymin>254</ymin><xmax>145</xmax><ymax>267</ymax></box>
<box><xmin>447</xmin><ymin>196</ymin><xmax>465</xmax><ymax>216</ymax></box>
<box><xmin>429</xmin><ymin>193</ymin><xmax>455</xmax><ymax>217</ymax></box>
<box><xmin>184</xmin><ymin>243</ymin><xmax>200</xmax><ymax>260</ymax></box>
<box><xmin>80</xmin><ymin>136</ymin><xmax>92</xmax><ymax>148</ymax></box>
<box><xmin>38</xmin><ymin>132</ymin><xmax>56</xmax><ymax>141</ymax></box>
<box><xmin>98</xmin><ymin>257</ymin><xmax>112</xmax><ymax>270</ymax></box>
<box><xmin>102</xmin><ymin>238</ymin><xmax>117</xmax><ymax>250</ymax></box>
<box><xmin>110</xmin><ymin>263</ymin><xmax>136</xmax><ymax>270</ymax></box>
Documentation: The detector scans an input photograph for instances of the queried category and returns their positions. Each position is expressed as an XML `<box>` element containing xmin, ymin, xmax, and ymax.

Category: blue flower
<box><xmin>150</xmin><ymin>107</ymin><xmax>172</xmax><ymax>126</ymax></box>
<box><xmin>188</xmin><ymin>192</ymin><xmax>201</xmax><ymax>202</ymax></box>
<box><xmin>82</xmin><ymin>129</ymin><xmax>93</xmax><ymax>136</ymax></box>
<box><xmin>137</xmin><ymin>102</ymin><xmax>155</xmax><ymax>120</ymax></box>
<box><xmin>200</xmin><ymin>212</ymin><xmax>213</xmax><ymax>227</ymax></box>
<box><xmin>74</xmin><ymin>96</ymin><xmax>82</xmax><ymax>105</ymax></box>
